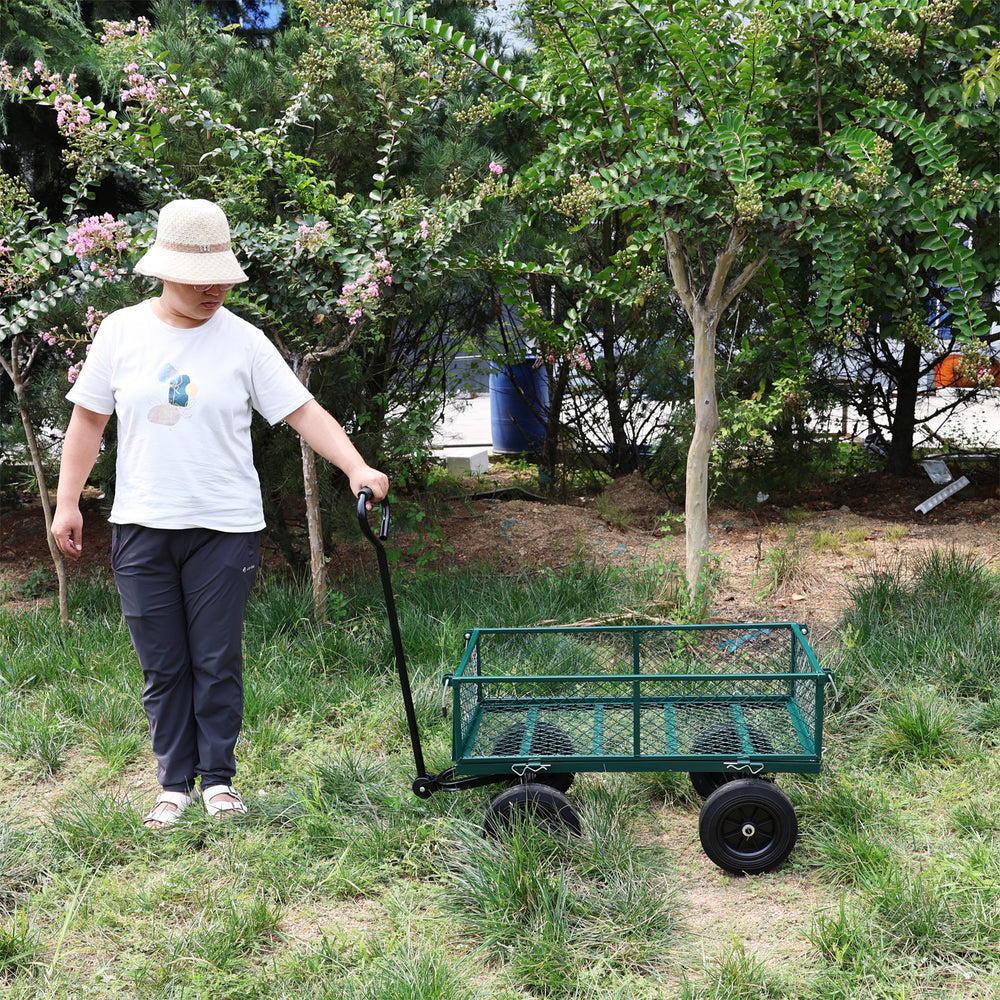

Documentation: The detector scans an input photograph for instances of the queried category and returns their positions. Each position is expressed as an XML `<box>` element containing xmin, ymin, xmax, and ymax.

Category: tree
<box><xmin>2</xmin><ymin>0</ymin><xmax>511</xmax><ymax>620</ymax></box>
<box><xmin>390</xmin><ymin>0</ymin><xmax>997</xmax><ymax>592</ymax></box>
<box><xmin>0</xmin><ymin>170</ymin><xmax>143</xmax><ymax>621</ymax></box>
<box><xmin>763</xmin><ymin>0</ymin><xmax>999</xmax><ymax>474</ymax></box>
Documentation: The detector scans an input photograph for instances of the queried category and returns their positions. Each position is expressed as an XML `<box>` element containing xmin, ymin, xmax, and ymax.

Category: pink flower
<box><xmin>489</xmin><ymin>161</ymin><xmax>504</xmax><ymax>175</ymax></box>
<box><xmin>66</xmin><ymin>214</ymin><xmax>130</xmax><ymax>270</ymax></box>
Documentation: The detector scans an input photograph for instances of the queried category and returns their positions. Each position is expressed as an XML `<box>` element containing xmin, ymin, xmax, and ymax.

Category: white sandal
<box><xmin>202</xmin><ymin>784</ymin><xmax>248</xmax><ymax>819</ymax></box>
<box><xmin>144</xmin><ymin>789</ymin><xmax>198</xmax><ymax>828</ymax></box>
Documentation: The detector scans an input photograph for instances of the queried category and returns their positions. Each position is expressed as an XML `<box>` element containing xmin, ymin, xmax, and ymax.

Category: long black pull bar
<box><xmin>356</xmin><ymin>489</ymin><xmax>427</xmax><ymax>780</ymax></box>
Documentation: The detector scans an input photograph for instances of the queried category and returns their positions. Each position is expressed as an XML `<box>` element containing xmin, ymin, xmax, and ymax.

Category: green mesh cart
<box><xmin>359</xmin><ymin>494</ymin><xmax>836</xmax><ymax>875</ymax></box>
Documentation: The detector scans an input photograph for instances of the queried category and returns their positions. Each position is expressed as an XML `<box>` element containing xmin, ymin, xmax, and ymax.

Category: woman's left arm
<box><xmin>283</xmin><ymin>399</ymin><xmax>389</xmax><ymax>501</ymax></box>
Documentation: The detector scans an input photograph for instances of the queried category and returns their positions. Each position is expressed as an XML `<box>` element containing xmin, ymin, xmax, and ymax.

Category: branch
<box><xmin>663</xmin><ymin>227</ymin><xmax>695</xmax><ymax>316</ymax></box>
<box><xmin>624</xmin><ymin>0</ymin><xmax>715</xmax><ymax>129</ymax></box>
<box><xmin>704</xmin><ymin>225</ymin><xmax>746</xmax><ymax>310</ymax></box>
<box><xmin>305</xmin><ymin>319</ymin><xmax>365</xmax><ymax>362</ymax></box>
<box><xmin>719</xmin><ymin>252</ymin><xmax>770</xmax><ymax>313</ymax></box>
<box><xmin>0</xmin><ymin>339</ymin><xmax>16</xmax><ymax>384</ymax></box>
<box><xmin>809</xmin><ymin>15</ymin><xmax>825</xmax><ymax>164</ymax></box>
<box><xmin>381</xmin><ymin>9</ymin><xmax>545</xmax><ymax>113</ymax></box>
<box><xmin>552</xmin><ymin>7</ymin><xmax>614</xmax><ymax>125</ymax></box>
<box><xmin>566</xmin><ymin>0</ymin><xmax>632</xmax><ymax>128</ymax></box>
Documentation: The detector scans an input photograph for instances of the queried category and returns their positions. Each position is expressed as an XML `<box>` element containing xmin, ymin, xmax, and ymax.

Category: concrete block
<box><xmin>446</xmin><ymin>450</ymin><xmax>489</xmax><ymax>476</ymax></box>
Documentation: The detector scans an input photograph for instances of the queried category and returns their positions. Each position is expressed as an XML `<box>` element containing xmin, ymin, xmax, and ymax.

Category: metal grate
<box><xmin>450</xmin><ymin>624</ymin><xmax>829</xmax><ymax>778</ymax></box>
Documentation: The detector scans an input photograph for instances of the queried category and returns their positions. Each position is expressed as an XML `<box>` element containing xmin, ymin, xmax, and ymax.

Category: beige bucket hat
<box><xmin>134</xmin><ymin>199</ymin><xmax>248</xmax><ymax>284</ymax></box>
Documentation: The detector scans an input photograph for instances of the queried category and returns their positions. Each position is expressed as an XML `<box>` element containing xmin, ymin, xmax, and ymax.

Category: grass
<box><xmin>755</xmin><ymin>524</ymin><xmax>805</xmax><ymax>596</ymax></box>
<box><xmin>0</xmin><ymin>550</ymin><xmax>999</xmax><ymax>998</ymax></box>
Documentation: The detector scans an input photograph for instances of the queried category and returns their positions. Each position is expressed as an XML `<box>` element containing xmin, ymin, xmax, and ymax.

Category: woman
<box><xmin>50</xmin><ymin>198</ymin><xmax>389</xmax><ymax>828</ymax></box>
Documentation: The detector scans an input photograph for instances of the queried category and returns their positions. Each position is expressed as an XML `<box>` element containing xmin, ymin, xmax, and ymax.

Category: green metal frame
<box><xmin>447</xmin><ymin>623</ymin><xmax>832</xmax><ymax>780</ymax></box>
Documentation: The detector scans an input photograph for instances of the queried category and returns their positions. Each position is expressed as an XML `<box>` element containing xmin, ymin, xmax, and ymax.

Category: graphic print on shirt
<box><xmin>148</xmin><ymin>361</ymin><xmax>198</xmax><ymax>426</ymax></box>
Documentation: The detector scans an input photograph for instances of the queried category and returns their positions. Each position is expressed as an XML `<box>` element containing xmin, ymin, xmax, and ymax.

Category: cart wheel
<box><xmin>483</xmin><ymin>783</ymin><xmax>582</xmax><ymax>840</ymax></box>
<box><xmin>698</xmin><ymin>778</ymin><xmax>797</xmax><ymax>875</ymax></box>
<box><xmin>688</xmin><ymin>723</ymin><xmax>774</xmax><ymax>798</ymax></box>
<box><xmin>490</xmin><ymin>722</ymin><xmax>576</xmax><ymax>793</ymax></box>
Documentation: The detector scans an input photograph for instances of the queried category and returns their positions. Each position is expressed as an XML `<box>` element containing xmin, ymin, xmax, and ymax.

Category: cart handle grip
<box><xmin>357</xmin><ymin>486</ymin><xmax>390</xmax><ymax>541</ymax></box>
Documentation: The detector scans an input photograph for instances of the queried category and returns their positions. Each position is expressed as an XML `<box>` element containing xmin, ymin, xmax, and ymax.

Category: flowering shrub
<box><xmin>336</xmin><ymin>251</ymin><xmax>393</xmax><ymax>325</ymax></box>
<box><xmin>0</xmin><ymin>59</ymin><xmax>112</xmax><ymax>169</ymax></box>
<box><xmin>0</xmin><ymin>59</ymin><xmax>32</xmax><ymax>93</ymax></box>
<box><xmin>545</xmin><ymin>345</ymin><xmax>592</xmax><ymax>371</ymax></box>
<box><xmin>100</xmin><ymin>19</ymin><xmax>170</xmax><ymax>115</ymax></box>
<box><xmin>953</xmin><ymin>344</ymin><xmax>1000</xmax><ymax>389</ymax></box>
<box><xmin>34</xmin><ymin>63</ymin><xmax>98</xmax><ymax>136</ymax></box>
<box><xmin>0</xmin><ymin>236</ymin><xmax>13</xmax><ymax>294</ymax></box>
<box><xmin>293</xmin><ymin>220</ymin><xmax>331</xmax><ymax>252</ymax></box>
<box><xmin>99</xmin><ymin>16</ymin><xmax>151</xmax><ymax>45</ymax></box>
<box><xmin>38</xmin><ymin>308</ymin><xmax>106</xmax><ymax>383</ymax></box>
<box><xmin>66</xmin><ymin>215</ymin><xmax>133</xmax><ymax>278</ymax></box>
<box><xmin>120</xmin><ymin>62</ymin><xmax>170</xmax><ymax>114</ymax></box>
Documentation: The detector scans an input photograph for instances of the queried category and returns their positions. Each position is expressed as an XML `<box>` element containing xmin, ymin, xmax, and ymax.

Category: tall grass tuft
<box><xmin>812</xmin><ymin>847</ymin><xmax>1000</xmax><ymax>975</ymax></box>
<box><xmin>0</xmin><ymin>707</ymin><xmax>71</xmax><ymax>779</ymax></box>
<box><xmin>177</xmin><ymin>895</ymin><xmax>283</xmax><ymax>971</ymax></box>
<box><xmin>756</xmin><ymin>524</ymin><xmax>806</xmax><ymax>597</ymax></box>
<box><xmin>349</xmin><ymin>941</ymin><xmax>486</xmax><ymax>1000</ymax></box>
<box><xmin>809</xmin><ymin>898</ymin><xmax>895</xmax><ymax>982</ymax></box>
<box><xmin>47</xmin><ymin>790</ymin><xmax>153</xmax><ymax>868</ymax></box>
<box><xmin>0</xmin><ymin>822</ymin><xmax>49</xmax><ymax>913</ymax></box>
<box><xmin>813</xmin><ymin>548</ymin><xmax>1000</xmax><ymax>992</ymax></box>
<box><xmin>0</xmin><ymin>909</ymin><xmax>41</xmax><ymax>982</ymax></box>
<box><xmin>866</xmin><ymin>686</ymin><xmax>965</xmax><ymax>765</ymax></box>
<box><xmin>680</xmin><ymin>943</ymin><xmax>794</xmax><ymax>999</ymax></box>
<box><xmin>439</xmin><ymin>787</ymin><xmax>678</xmax><ymax>992</ymax></box>
<box><xmin>831</xmin><ymin>550</ymin><xmax>1000</xmax><ymax>705</ymax></box>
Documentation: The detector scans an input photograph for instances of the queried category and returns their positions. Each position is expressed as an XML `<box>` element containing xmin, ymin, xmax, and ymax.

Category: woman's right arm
<box><xmin>51</xmin><ymin>405</ymin><xmax>111</xmax><ymax>560</ymax></box>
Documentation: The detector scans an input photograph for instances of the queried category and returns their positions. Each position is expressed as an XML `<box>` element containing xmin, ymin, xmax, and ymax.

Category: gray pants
<box><xmin>111</xmin><ymin>525</ymin><xmax>260</xmax><ymax>792</ymax></box>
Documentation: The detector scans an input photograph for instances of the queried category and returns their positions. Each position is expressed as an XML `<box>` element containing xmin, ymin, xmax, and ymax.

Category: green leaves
<box><xmin>380</xmin><ymin>7</ymin><xmax>543</xmax><ymax>111</ymax></box>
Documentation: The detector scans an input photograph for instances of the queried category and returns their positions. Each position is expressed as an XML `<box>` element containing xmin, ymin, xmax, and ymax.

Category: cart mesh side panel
<box><xmin>451</xmin><ymin>625</ymin><xmax>827</xmax><ymax>778</ymax></box>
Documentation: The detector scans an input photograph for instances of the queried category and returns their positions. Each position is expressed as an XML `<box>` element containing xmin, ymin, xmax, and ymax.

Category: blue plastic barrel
<box><xmin>489</xmin><ymin>357</ymin><xmax>550</xmax><ymax>454</ymax></box>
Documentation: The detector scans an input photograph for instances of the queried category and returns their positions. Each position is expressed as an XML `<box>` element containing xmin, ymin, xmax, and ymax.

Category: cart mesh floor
<box><xmin>449</xmin><ymin>624</ymin><xmax>830</xmax><ymax>777</ymax></box>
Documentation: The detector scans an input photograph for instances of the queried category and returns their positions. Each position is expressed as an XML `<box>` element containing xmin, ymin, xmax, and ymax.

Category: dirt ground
<box><xmin>3</xmin><ymin>466</ymin><xmax>998</xmax><ymax>642</ymax></box>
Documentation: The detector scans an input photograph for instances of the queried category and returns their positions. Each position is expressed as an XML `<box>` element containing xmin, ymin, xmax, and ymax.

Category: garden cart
<box><xmin>358</xmin><ymin>491</ymin><xmax>836</xmax><ymax>875</ymax></box>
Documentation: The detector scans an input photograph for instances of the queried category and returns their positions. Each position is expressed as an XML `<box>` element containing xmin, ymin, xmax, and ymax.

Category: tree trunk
<box><xmin>663</xmin><ymin>225</ymin><xmax>767</xmax><ymax>597</ymax></box>
<box><xmin>290</xmin><ymin>355</ymin><xmax>328</xmax><ymax>622</ymax></box>
<box><xmin>540</xmin><ymin>360</ymin><xmax>569</xmax><ymax>492</ymax></box>
<box><xmin>886</xmin><ymin>338</ymin><xmax>922</xmax><ymax>475</ymax></box>
<box><xmin>6</xmin><ymin>339</ymin><xmax>70</xmax><ymax>622</ymax></box>
<box><xmin>300</xmin><ymin>434</ymin><xmax>329</xmax><ymax>622</ymax></box>
<box><xmin>597</xmin><ymin>314</ymin><xmax>632</xmax><ymax>474</ymax></box>
<box><xmin>684</xmin><ymin>307</ymin><xmax>719</xmax><ymax>596</ymax></box>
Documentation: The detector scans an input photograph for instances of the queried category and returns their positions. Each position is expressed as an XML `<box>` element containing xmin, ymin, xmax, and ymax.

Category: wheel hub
<box><xmin>741</xmin><ymin>822</ymin><xmax>757</xmax><ymax>838</ymax></box>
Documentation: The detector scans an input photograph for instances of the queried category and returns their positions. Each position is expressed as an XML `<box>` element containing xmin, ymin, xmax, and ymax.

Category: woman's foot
<box><xmin>143</xmin><ymin>789</ymin><xmax>199</xmax><ymax>828</ymax></box>
<box><xmin>202</xmin><ymin>784</ymin><xmax>247</xmax><ymax>819</ymax></box>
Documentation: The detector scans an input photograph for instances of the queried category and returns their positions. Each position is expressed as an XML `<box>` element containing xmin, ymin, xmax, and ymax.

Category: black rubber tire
<box><xmin>483</xmin><ymin>783</ymin><xmax>582</xmax><ymax>839</ymax></box>
<box><xmin>490</xmin><ymin>721</ymin><xmax>576</xmax><ymax>792</ymax></box>
<box><xmin>688</xmin><ymin>723</ymin><xmax>775</xmax><ymax>799</ymax></box>
<box><xmin>698</xmin><ymin>778</ymin><xmax>798</xmax><ymax>875</ymax></box>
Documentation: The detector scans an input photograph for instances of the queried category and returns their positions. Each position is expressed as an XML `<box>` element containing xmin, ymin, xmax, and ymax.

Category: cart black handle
<box><xmin>356</xmin><ymin>488</ymin><xmax>428</xmax><ymax>781</ymax></box>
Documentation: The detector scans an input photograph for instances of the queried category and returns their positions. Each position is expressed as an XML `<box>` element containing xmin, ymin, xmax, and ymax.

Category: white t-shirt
<box><xmin>67</xmin><ymin>300</ymin><xmax>313</xmax><ymax>531</ymax></box>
